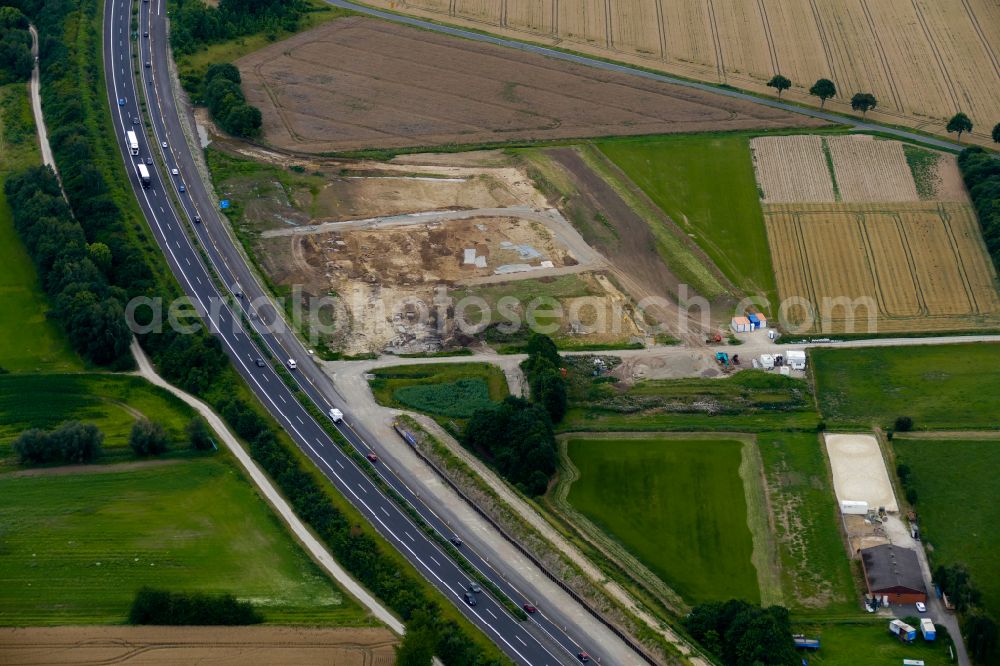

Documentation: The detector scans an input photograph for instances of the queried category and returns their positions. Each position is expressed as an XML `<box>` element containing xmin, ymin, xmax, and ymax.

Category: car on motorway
<box><xmin>522</xmin><ymin>604</ymin><xmax>537</xmax><ymax>614</ymax></box>
<box><xmin>468</xmin><ymin>583</ymin><xmax>481</xmax><ymax>594</ymax></box>
<box><xmin>450</xmin><ymin>537</ymin><xmax>463</xmax><ymax>548</ymax></box>
<box><xmin>193</xmin><ymin>214</ymin><xmax>201</xmax><ymax>223</ymax></box>
<box><xmin>366</xmin><ymin>452</ymin><xmax>379</xmax><ymax>463</ymax></box>
<box><xmin>178</xmin><ymin>184</ymin><xmax>185</xmax><ymax>192</ymax></box>
<box><xmin>464</xmin><ymin>592</ymin><xmax>477</xmax><ymax>607</ymax></box>
<box><xmin>232</xmin><ymin>284</ymin><xmax>242</xmax><ymax>298</ymax></box>
<box><xmin>145</xmin><ymin>61</ymin><xmax>151</xmax><ymax>68</ymax></box>
<box><xmin>328</xmin><ymin>408</ymin><xmax>343</xmax><ymax>423</ymax></box>
<box><xmin>916</xmin><ymin>601</ymin><xmax>927</xmax><ymax>613</ymax></box>
<box><xmin>132</xmin><ymin>117</ymin><xmax>140</xmax><ymax>125</ymax></box>
<box><xmin>118</xmin><ymin>98</ymin><xmax>126</xmax><ymax>106</ymax></box>
<box><xmin>171</xmin><ymin>168</ymin><xmax>178</xmax><ymax>175</ymax></box>
<box><xmin>255</xmin><ymin>358</ymin><xmax>265</xmax><ymax>368</ymax></box>
<box><xmin>145</xmin><ymin>157</ymin><xmax>153</xmax><ymax>165</ymax></box>
<box><xmin>287</xmin><ymin>358</ymin><xmax>297</xmax><ymax>370</ymax></box>
<box><xmin>577</xmin><ymin>652</ymin><xmax>591</xmax><ymax>663</ymax></box>
<box><xmin>161</xmin><ymin>140</ymin><xmax>167</xmax><ymax>148</ymax></box>
<box><xmin>143</xmin><ymin>31</ymin><xmax>148</xmax><ymax>37</ymax></box>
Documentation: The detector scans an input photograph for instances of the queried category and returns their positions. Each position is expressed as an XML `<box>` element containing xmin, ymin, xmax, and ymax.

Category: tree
<box><xmin>991</xmin><ymin>122</ymin><xmax>999</xmax><ymax>144</ymax></box>
<box><xmin>130</xmin><ymin>419</ymin><xmax>169</xmax><ymax>456</ymax></box>
<box><xmin>851</xmin><ymin>92</ymin><xmax>877</xmax><ymax>117</ymax></box>
<box><xmin>809</xmin><ymin>78</ymin><xmax>837</xmax><ymax>107</ymax></box>
<box><xmin>947</xmin><ymin>112</ymin><xmax>974</xmax><ymax>142</ymax></box>
<box><xmin>525</xmin><ymin>332</ymin><xmax>560</xmax><ymax>367</ymax></box>
<box><xmin>767</xmin><ymin>74</ymin><xmax>791</xmax><ymax>98</ymax></box>
<box><xmin>964</xmin><ymin>613</ymin><xmax>998</xmax><ymax>664</ymax></box>
<box><xmin>685</xmin><ymin>599</ymin><xmax>798</xmax><ymax>666</ymax></box>
<box><xmin>894</xmin><ymin>416</ymin><xmax>913</xmax><ymax>432</ymax></box>
<box><xmin>187</xmin><ymin>417</ymin><xmax>214</xmax><ymax>450</ymax></box>
<box><xmin>935</xmin><ymin>563</ymin><xmax>982</xmax><ymax>613</ymax></box>
<box><xmin>531</xmin><ymin>368</ymin><xmax>568</xmax><ymax>423</ymax></box>
<box><xmin>396</xmin><ymin>609</ymin><xmax>438</xmax><ymax>666</ymax></box>
<box><xmin>88</xmin><ymin>242</ymin><xmax>112</xmax><ymax>275</ymax></box>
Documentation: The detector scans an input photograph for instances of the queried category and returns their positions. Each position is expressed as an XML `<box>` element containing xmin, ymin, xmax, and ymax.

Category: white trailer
<box><xmin>920</xmin><ymin>618</ymin><xmax>936</xmax><ymax>641</ymax></box>
<box><xmin>759</xmin><ymin>354</ymin><xmax>775</xmax><ymax>370</ymax></box>
<box><xmin>840</xmin><ymin>500</ymin><xmax>869</xmax><ymax>515</ymax></box>
<box><xmin>127</xmin><ymin>130</ymin><xmax>139</xmax><ymax>156</ymax></box>
<box><xmin>786</xmin><ymin>350</ymin><xmax>807</xmax><ymax>370</ymax></box>
<box><xmin>136</xmin><ymin>163</ymin><xmax>151</xmax><ymax>188</ymax></box>
<box><xmin>889</xmin><ymin>619</ymin><xmax>916</xmax><ymax>642</ymax></box>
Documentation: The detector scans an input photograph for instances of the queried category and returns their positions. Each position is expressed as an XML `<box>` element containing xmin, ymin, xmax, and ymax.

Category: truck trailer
<box><xmin>889</xmin><ymin>619</ymin><xmax>916</xmax><ymax>642</ymax></box>
<box><xmin>127</xmin><ymin>130</ymin><xmax>139</xmax><ymax>156</ymax></box>
<box><xmin>920</xmin><ymin>618</ymin><xmax>936</xmax><ymax>641</ymax></box>
<box><xmin>136</xmin><ymin>163</ymin><xmax>151</xmax><ymax>189</ymax></box>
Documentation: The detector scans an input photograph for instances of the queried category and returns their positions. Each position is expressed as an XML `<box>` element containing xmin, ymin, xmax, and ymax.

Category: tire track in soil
<box><xmin>654</xmin><ymin>0</ymin><xmax>667</xmax><ymax>61</ymax></box>
<box><xmin>755</xmin><ymin>0</ymin><xmax>779</xmax><ymax>76</ymax></box>
<box><xmin>908</xmin><ymin>0</ymin><xmax>961</xmax><ymax>113</ymax></box>
<box><xmin>958</xmin><ymin>0</ymin><xmax>1000</xmax><ymax>78</ymax></box>
<box><xmin>859</xmin><ymin>0</ymin><xmax>903</xmax><ymax>112</ymax></box>
<box><xmin>704</xmin><ymin>0</ymin><xmax>726</xmax><ymax>82</ymax></box>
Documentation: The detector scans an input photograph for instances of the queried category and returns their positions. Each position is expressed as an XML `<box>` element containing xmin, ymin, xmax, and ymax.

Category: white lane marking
<box><xmin>486</xmin><ymin>608</ymin><xmax>498</xmax><ymax>620</ymax></box>
<box><xmin>195</xmin><ymin>276</ymin><xmax>202</xmax><ymax>285</ymax></box>
<box><xmin>166</xmin><ymin>222</ymin><xmax>171</xmax><ymax>230</ymax></box>
<box><xmin>516</xmin><ymin>636</ymin><xmax>527</xmax><ymax>647</ymax></box>
<box><xmin>295</xmin><ymin>415</ymin><xmax>304</xmax><ymax>425</ymax></box>
<box><xmin>335</xmin><ymin>459</ymin><xmax>344</xmax><ymax>469</ymax></box>
<box><xmin>159</xmin><ymin>206</ymin><xmax>164</xmax><ymax>212</ymax></box>
<box><xmin>262</xmin><ymin>374</ymin><xmax>269</xmax><ymax>382</ymax></box>
<box><xmin>278</xmin><ymin>394</ymin><xmax>286</xmax><ymax>404</ymax></box>
<box><xmin>316</xmin><ymin>438</ymin><xmax>325</xmax><ymax>448</ymax></box>
<box><xmin>405</xmin><ymin>531</ymin><xmax>415</xmax><ymax>542</ymax></box>
<box><xmin>380</xmin><ymin>506</ymin><xmax>390</xmax><ymax>517</ymax></box>
<box><xmin>358</xmin><ymin>483</ymin><xmax>368</xmax><ymax>494</ymax></box>
<box><xmin>429</xmin><ymin>555</ymin><xmax>441</xmax><ymax>567</ymax></box>
<box><xmin>174</xmin><ymin>240</ymin><xmax>179</xmax><ymax>249</ymax></box>
<box><xmin>184</xmin><ymin>257</ymin><xmax>190</xmax><ymax>266</ymax></box>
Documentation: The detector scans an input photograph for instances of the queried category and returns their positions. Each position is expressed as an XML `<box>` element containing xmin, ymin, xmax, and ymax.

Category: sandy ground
<box><xmin>238</xmin><ymin>17</ymin><xmax>820</xmax><ymax>153</ymax></box>
<box><xmin>824</xmin><ymin>433</ymin><xmax>898</xmax><ymax>513</ymax></box>
<box><xmin>0</xmin><ymin>626</ymin><xmax>397</xmax><ymax>665</ymax></box>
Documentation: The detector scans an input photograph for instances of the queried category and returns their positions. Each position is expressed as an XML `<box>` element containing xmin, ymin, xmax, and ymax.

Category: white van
<box><xmin>328</xmin><ymin>408</ymin><xmax>343</xmax><ymax>423</ymax></box>
<box><xmin>287</xmin><ymin>358</ymin><xmax>297</xmax><ymax>370</ymax></box>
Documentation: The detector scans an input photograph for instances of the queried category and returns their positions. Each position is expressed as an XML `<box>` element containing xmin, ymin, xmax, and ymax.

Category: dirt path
<box><xmin>0</xmin><ymin>626</ymin><xmax>397</xmax><ymax>665</ymax></box>
<box><xmin>1</xmin><ymin>459</ymin><xmax>182</xmax><ymax>479</ymax></box>
<box><xmin>129</xmin><ymin>340</ymin><xmax>403</xmax><ymax>635</ymax></box>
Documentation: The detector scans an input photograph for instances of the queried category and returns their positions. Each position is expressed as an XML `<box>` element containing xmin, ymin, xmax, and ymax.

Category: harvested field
<box><xmin>237</xmin><ymin>17</ymin><xmax>820</xmax><ymax>153</ymax></box>
<box><xmin>0</xmin><ymin>626</ymin><xmax>397</xmax><ymax>665</ymax></box>
<box><xmin>825</xmin><ymin>136</ymin><xmax>918</xmax><ymax>202</ymax></box>
<box><xmin>374</xmin><ymin>0</ymin><xmax>1000</xmax><ymax>143</ymax></box>
<box><xmin>764</xmin><ymin>202</ymin><xmax>1000</xmax><ymax>334</ymax></box>
<box><xmin>824</xmin><ymin>433</ymin><xmax>897</xmax><ymax>512</ymax></box>
<box><xmin>751</xmin><ymin>135</ymin><xmax>835</xmax><ymax>204</ymax></box>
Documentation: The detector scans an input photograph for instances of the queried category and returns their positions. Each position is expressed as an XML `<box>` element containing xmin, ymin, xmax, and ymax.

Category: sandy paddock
<box><xmin>0</xmin><ymin>626</ymin><xmax>397</xmax><ymax>665</ymax></box>
<box><xmin>824</xmin><ymin>433</ymin><xmax>898</xmax><ymax>513</ymax></box>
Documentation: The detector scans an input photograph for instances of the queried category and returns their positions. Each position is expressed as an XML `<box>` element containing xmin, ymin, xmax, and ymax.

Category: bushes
<box><xmin>394</xmin><ymin>379</ymin><xmax>493</xmax><ymax>418</ymax></box>
<box><xmin>13</xmin><ymin>420</ymin><xmax>103</xmax><ymax>464</ymax></box>
<box><xmin>958</xmin><ymin>147</ymin><xmax>1000</xmax><ymax>272</ymax></box>
<box><xmin>684</xmin><ymin>599</ymin><xmax>798</xmax><ymax>666</ymax></box>
<box><xmin>169</xmin><ymin>0</ymin><xmax>306</xmax><ymax>56</ymax></box>
<box><xmin>0</xmin><ymin>7</ymin><xmax>32</xmax><ymax>83</ymax></box>
<box><xmin>463</xmin><ymin>397</ymin><xmax>556</xmax><ymax>496</ymax></box>
<box><xmin>128</xmin><ymin>587</ymin><xmax>263</xmax><ymax>625</ymax></box>
<box><xmin>201</xmin><ymin>63</ymin><xmax>261</xmax><ymax>138</ymax></box>
<box><xmin>129</xmin><ymin>419</ymin><xmax>169</xmax><ymax>455</ymax></box>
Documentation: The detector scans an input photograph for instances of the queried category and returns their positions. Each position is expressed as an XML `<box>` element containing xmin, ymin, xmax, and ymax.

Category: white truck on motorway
<box><xmin>136</xmin><ymin>163</ymin><xmax>151</xmax><ymax>189</ymax></box>
<box><xmin>328</xmin><ymin>408</ymin><xmax>343</xmax><ymax>423</ymax></box>
<box><xmin>127</xmin><ymin>130</ymin><xmax>139</xmax><ymax>155</ymax></box>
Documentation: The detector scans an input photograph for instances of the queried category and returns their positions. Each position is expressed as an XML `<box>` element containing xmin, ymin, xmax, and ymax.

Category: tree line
<box><xmin>128</xmin><ymin>587</ymin><xmax>263</xmax><ymax>625</ymax></box>
<box><xmin>462</xmin><ymin>334</ymin><xmax>566</xmax><ymax>496</ymax></box>
<box><xmin>0</xmin><ymin>6</ymin><xmax>32</xmax><ymax>83</ymax></box>
<box><xmin>200</xmin><ymin>63</ymin><xmax>261</xmax><ymax>138</ymax></box>
<box><xmin>13</xmin><ymin>420</ymin><xmax>103</xmax><ymax>464</ymax></box>
<box><xmin>170</xmin><ymin>0</ymin><xmax>306</xmax><ymax>56</ymax></box>
<box><xmin>958</xmin><ymin>147</ymin><xmax>1000</xmax><ymax>274</ymax></box>
<box><xmin>684</xmin><ymin>599</ymin><xmax>799</xmax><ymax>666</ymax></box>
<box><xmin>934</xmin><ymin>564</ymin><xmax>997</xmax><ymax>663</ymax></box>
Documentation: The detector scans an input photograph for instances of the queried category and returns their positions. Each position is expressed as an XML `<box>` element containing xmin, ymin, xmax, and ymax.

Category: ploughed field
<box><xmin>237</xmin><ymin>17</ymin><xmax>820</xmax><ymax>153</ymax></box>
<box><xmin>371</xmin><ymin>0</ymin><xmax>1000</xmax><ymax>144</ymax></box>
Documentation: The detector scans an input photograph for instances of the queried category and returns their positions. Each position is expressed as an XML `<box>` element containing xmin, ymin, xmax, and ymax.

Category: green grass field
<box><xmin>0</xmin><ymin>459</ymin><xmax>366</xmax><ymax>625</ymax></box>
<box><xmin>0</xmin><ymin>84</ymin><xmax>82</xmax><ymax>373</ymax></box>
<box><xmin>0</xmin><ymin>374</ymin><xmax>198</xmax><ymax>466</ymax></box>
<box><xmin>893</xmin><ymin>436</ymin><xmax>1000</xmax><ymax>630</ymax></box>
<box><xmin>369</xmin><ymin>363</ymin><xmax>509</xmax><ymax>424</ymax></box>
<box><xmin>794</xmin><ymin>622</ymin><xmax>952</xmax><ymax>665</ymax></box>
<box><xmin>758</xmin><ymin>433</ymin><xmax>856</xmax><ymax>613</ymax></box>
<box><xmin>812</xmin><ymin>344</ymin><xmax>1000</xmax><ymax>429</ymax></box>
<box><xmin>597</xmin><ymin>134</ymin><xmax>776</xmax><ymax>307</ymax></box>
<box><xmin>564</xmin><ymin>437</ymin><xmax>759</xmax><ymax>605</ymax></box>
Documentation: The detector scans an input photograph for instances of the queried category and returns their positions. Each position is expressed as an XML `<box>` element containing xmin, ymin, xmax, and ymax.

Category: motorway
<box><xmin>103</xmin><ymin>0</ymin><xmax>640</xmax><ymax>664</ymax></box>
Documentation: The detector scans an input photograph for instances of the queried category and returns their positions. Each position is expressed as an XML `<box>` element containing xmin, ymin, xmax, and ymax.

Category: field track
<box><xmin>370</xmin><ymin>0</ymin><xmax>1000</xmax><ymax>144</ymax></box>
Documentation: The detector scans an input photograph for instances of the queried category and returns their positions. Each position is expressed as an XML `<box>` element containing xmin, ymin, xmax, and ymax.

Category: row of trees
<box><xmin>934</xmin><ymin>564</ymin><xmax>997</xmax><ymax>663</ymax></box>
<box><xmin>128</xmin><ymin>587</ymin><xmax>264</xmax><ymax>625</ymax></box>
<box><xmin>4</xmin><ymin>167</ymin><xmax>133</xmax><ymax>365</ymax></box>
<box><xmin>684</xmin><ymin>599</ymin><xmax>799</xmax><ymax>666</ymax></box>
<box><xmin>200</xmin><ymin>63</ymin><xmax>261</xmax><ymax>138</ymax></box>
<box><xmin>13</xmin><ymin>420</ymin><xmax>103</xmax><ymax>464</ymax></box>
<box><xmin>767</xmin><ymin>74</ymin><xmax>990</xmax><ymax>141</ymax></box>
<box><xmin>170</xmin><ymin>0</ymin><xmax>306</xmax><ymax>56</ymax></box>
<box><xmin>958</xmin><ymin>147</ymin><xmax>1000</xmax><ymax>272</ymax></box>
<box><xmin>462</xmin><ymin>334</ymin><xmax>565</xmax><ymax>496</ymax></box>
<box><xmin>0</xmin><ymin>6</ymin><xmax>32</xmax><ymax>83</ymax></box>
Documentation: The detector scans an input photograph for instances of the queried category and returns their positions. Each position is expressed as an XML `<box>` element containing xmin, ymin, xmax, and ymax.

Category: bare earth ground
<box><xmin>0</xmin><ymin>626</ymin><xmax>397</xmax><ymax>665</ymax></box>
<box><xmin>824</xmin><ymin>433</ymin><xmax>898</xmax><ymax>513</ymax></box>
<box><xmin>362</xmin><ymin>0</ymin><xmax>1000</xmax><ymax>145</ymax></box>
<box><xmin>237</xmin><ymin>17</ymin><xmax>821</xmax><ymax>152</ymax></box>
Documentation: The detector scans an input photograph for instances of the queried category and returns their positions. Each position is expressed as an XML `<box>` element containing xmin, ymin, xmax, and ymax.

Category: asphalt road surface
<box><xmin>103</xmin><ymin>0</ymin><xmax>642</xmax><ymax>663</ymax></box>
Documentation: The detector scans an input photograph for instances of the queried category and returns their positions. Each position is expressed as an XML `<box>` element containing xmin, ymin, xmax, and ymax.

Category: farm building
<box><xmin>731</xmin><ymin>316</ymin><xmax>751</xmax><ymax>333</ymax></box>
<box><xmin>860</xmin><ymin>544</ymin><xmax>927</xmax><ymax>605</ymax></box>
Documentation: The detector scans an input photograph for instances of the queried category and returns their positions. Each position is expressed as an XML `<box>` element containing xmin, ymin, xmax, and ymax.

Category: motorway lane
<box><xmin>104</xmin><ymin>1</ymin><xmax>614</xmax><ymax>664</ymax></box>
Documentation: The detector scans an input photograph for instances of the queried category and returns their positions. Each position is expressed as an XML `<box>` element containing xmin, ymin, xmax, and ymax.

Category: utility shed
<box><xmin>786</xmin><ymin>350</ymin><xmax>807</xmax><ymax>370</ymax></box>
<box><xmin>861</xmin><ymin>544</ymin><xmax>927</xmax><ymax>604</ymax></box>
<box><xmin>731</xmin><ymin>316</ymin><xmax>751</xmax><ymax>333</ymax></box>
